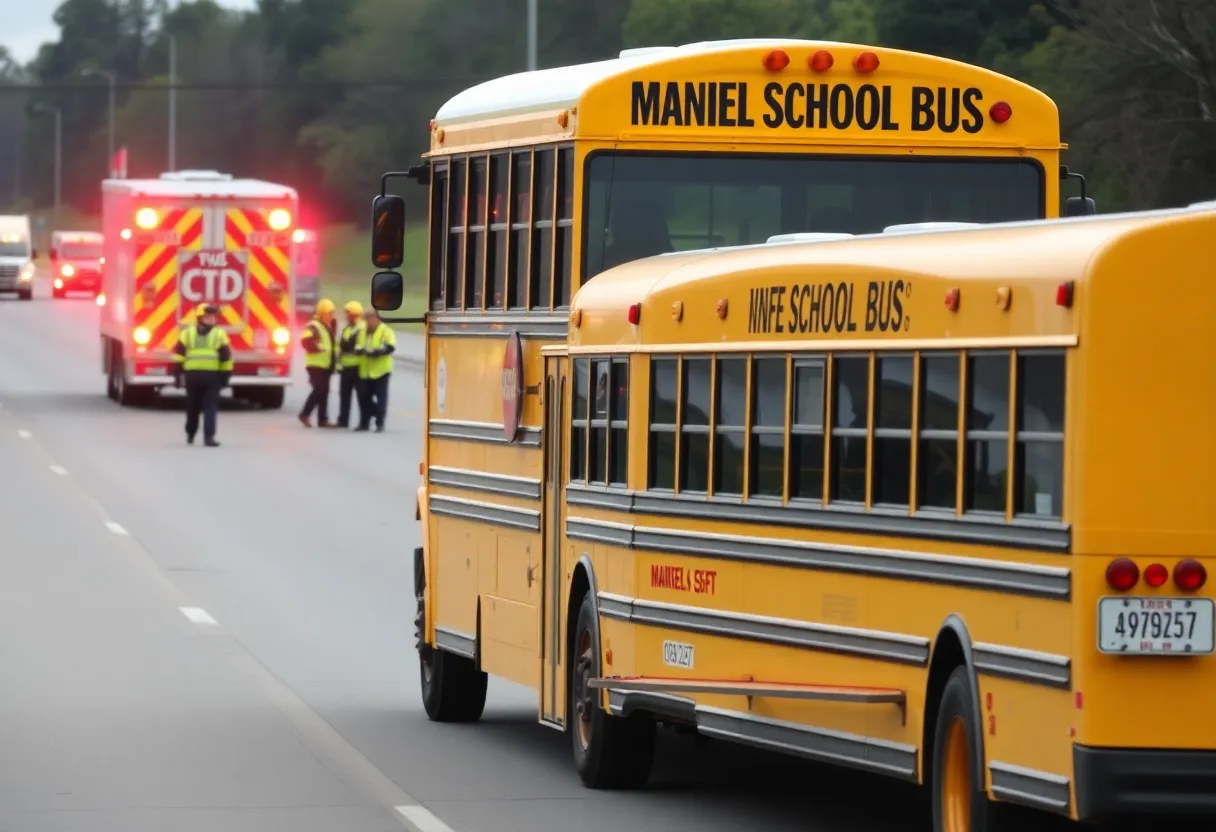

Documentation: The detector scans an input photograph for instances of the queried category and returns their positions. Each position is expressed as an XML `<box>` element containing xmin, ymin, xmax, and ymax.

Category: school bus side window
<box><xmin>1015</xmin><ymin>352</ymin><xmax>1065</xmax><ymax>518</ymax></box>
<box><xmin>445</xmin><ymin>157</ymin><xmax>467</xmax><ymax>310</ymax></box>
<box><xmin>648</xmin><ymin>358</ymin><xmax>678</xmax><ymax>490</ymax></box>
<box><xmin>530</xmin><ymin>149</ymin><xmax>555</xmax><ymax>310</ymax></box>
<box><xmin>555</xmin><ymin>147</ymin><xmax>574</xmax><ymax>307</ymax></box>
<box><xmin>681</xmin><ymin>358</ymin><xmax>711</xmax><ymax>493</ymax></box>
<box><xmin>609</xmin><ymin>359</ymin><xmax>628</xmax><ymax>486</ymax></box>
<box><xmin>789</xmin><ymin>359</ymin><xmax>825</xmax><ymax>501</ymax></box>
<box><xmin>428</xmin><ymin>163</ymin><xmax>448</xmax><ymax>311</ymax></box>
<box><xmin>965</xmin><ymin>352</ymin><xmax>1011</xmax><ymax>513</ymax></box>
<box><xmin>487</xmin><ymin>153</ymin><xmax>509</xmax><ymax>310</ymax></box>
<box><xmin>508</xmin><ymin>151</ymin><xmax>531</xmax><ymax>309</ymax></box>
<box><xmin>917</xmin><ymin>354</ymin><xmax>961</xmax><ymax>511</ymax></box>
<box><xmin>465</xmin><ymin>155</ymin><xmax>488</xmax><ymax>311</ymax></box>
<box><xmin>873</xmin><ymin>355</ymin><xmax>914</xmax><ymax>507</ymax></box>
<box><xmin>830</xmin><ymin>355</ymin><xmax>869</xmax><ymax>503</ymax></box>
<box><xmin>570</xmin><ymin>358</ymin><xmax>588</xmax><ymax>481</ymax></box>
<box><xmin>590</xmin><ymin>359</ymin><xmax>610</xmax><ymax>483</ymax></box>
<box><xmin>714</xmin><ymin>357</ymin><xmax>746</xmax><ymax>496</ymax></box>
<box><xmin>750</xmin><ymin>356</ymin><xmax>786</xmax><ymax>499</ymax></box>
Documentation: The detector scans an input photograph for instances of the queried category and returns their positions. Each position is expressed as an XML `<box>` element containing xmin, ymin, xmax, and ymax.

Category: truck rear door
<box><xmin>218</xmin><ymin>203</ymin><xmax>292</xmax><ymax>354</ymax></box>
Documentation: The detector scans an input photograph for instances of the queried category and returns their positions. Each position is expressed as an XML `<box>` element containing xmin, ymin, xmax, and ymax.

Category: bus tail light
<box><xmin>1056</xmin><ymin>281</ymin><xmax>1075</xmax><ymax>308</ymax></box>
<box><xmin>1106</xmin><ymin>558</ymin><xmax>1140</xmax><ymax>591</ymax></box>
<box><xmin>989</xmin><ymin>101</ymin><xmax>1013</xmax><ymax>124</ymax></box>
<box><xmin>853</xmin><ymin>51</ymin><xmax>880</xmax><ymax>74</ymax></box>
<box><xmin>627</xmin><ymin>303</ymin><xmax>641</xmax><ymax>325</ymax></box>
<box><xmin>809</xmin><ymin>50</ymin><xmax>834</xmax><ymax>72</ymax></box>
<box><xmin>1144</xmin><ymin>563</ymin><xmax>1168</xmax><ymax>588</ymax></box>
<box><xmin>764</xmin><ymin>50</ymin><xmax>790</xmax><ymax>72</ymax></box>
<box><xmin>1174</xmin><ymin>559</ymin><xmax>1207</xmax><ymax>592</ymax></box>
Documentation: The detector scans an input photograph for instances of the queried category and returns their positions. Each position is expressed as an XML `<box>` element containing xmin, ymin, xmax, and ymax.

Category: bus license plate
<box><xmin>662</xmin><ymin>640</ymin><xmax>695</xmax><ymax>670</ymax></box>
<box><xmin>1098</xmin><ymin>596</ymin><xmax>1215</xmax><ymax>655</ymax></box>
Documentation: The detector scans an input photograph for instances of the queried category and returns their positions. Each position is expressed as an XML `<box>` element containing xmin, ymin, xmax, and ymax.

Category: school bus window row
<box><xmin>645</xmin><ymin>350</ymin><xmax>1065</xmax><ymax>521</ymax></box>
<box><xmin>427</xmin><ymin>146</ymin><xmax>575</xmax><ymax>313</ymax></box>
<box><xmin>570</xmin><ymin>357</ymin><xmax>629</xmax><ymax>487</ymax></box>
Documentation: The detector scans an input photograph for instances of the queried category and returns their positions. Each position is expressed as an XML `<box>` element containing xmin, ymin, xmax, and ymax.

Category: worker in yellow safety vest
<box><xmin>298</xmin><ymin>298</ymin><xmax>338</xmax><ymax>428</ymax></box>
<box><xmin>355</xmin><ymin>308</ymin><xmax>396</xmax><ymax>433</ymax></box>
<box><xmin>335</xmin><ymin>300</ymin><xmax>366</xmax><ymax>429</ymax></box>
<box><xmin>173</xmin><ymin>303</ymin><xmax>232</xmax><ymax>447</ymax></box>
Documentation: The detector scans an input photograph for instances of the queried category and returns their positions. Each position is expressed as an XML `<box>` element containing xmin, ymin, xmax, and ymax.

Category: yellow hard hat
<box><xmin>195</xmin><ymin>302</ymin><xmax>209</xmax><ymax>316</ymax></box>
<box><xmin>344</xmin><ymin>300</ymin><xmax>363</xmax><ymax>316</ymax></box>
<box><xmin>316</xmin><ymin>298</ymin><xmax>336</xmax><ymax>315</ymax></box>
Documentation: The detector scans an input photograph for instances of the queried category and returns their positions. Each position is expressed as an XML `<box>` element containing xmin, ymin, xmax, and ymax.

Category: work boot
<box><xmin>204</xmin><ymin>438</ymin><xmax>220</xmax><ymax>447</ymax></box>
<box><xmin>318</xmin><ymin>419</ymin><xmax>336</xmax><ymax>429</ymax></box>
<box><xmin>186</xmin><ymin>433</ymin><xmax>195</xmax><ymax>445</ymax></box>
<box><xmin>375</xmin><ymin>424</ymin><xmax>385</xmax><ymax>433</ymax></box>
<box><xmin>298</xmin><ymin>414</ymin><xmax>311</xmax><ymax>428</ymax></box>
<box><xmin>353</xmin><ymin>425</ymin><xmax>370</xmax><ymax>433</ymax></box>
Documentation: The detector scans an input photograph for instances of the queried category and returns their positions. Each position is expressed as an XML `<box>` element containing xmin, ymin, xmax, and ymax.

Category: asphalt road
<box><xmin>0</xmin><ymin>280</ymin><xmax>1091</xmax><ymax>832</ymax></box>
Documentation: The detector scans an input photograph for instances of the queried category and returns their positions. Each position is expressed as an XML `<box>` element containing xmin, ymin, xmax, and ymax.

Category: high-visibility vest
<box><xmin>303</xmin><ymin>318</ymin><xmax>335</xmax><ymax>370</ymax></box>
<box><xmin>359</xmin><ymin>323</ymin><xmax>395</xmax><ymax>380</ymax></box>
<box><xmin>338</xmin><ymin>321</ymin><xmax>365</xmax><ymax>370</ymax></box>
<box><xmin>179</xmin><ymin>326</ymin><xmax>231</xmax><ymax>372</ymax></box>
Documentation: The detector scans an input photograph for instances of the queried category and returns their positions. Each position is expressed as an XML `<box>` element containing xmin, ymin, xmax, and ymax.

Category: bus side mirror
<box><xmin>371</xmin><ymin>194</ymin><xmax>406</xmax><ymax>269</ymax></box>
<box><xmin>1064</xmin><ymin>196</ymin><xmax>1096</xmax><ymax>217</ymax></box>
<box><xmin>371</xmin><ymin>270</ymin><xmax>404</xmax><ymax>311</ymax></box>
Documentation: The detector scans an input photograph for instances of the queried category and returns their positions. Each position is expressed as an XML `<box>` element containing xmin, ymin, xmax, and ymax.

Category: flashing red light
<box><xmin>1144</xmin><ymin>563</ymin><xmax>1168</xmax><ymax>588</ymax></box>
<box><xmin>809</xmin><ymin>50</ymin><xmax>834</xmax><ymax>72</ymax></box>
<box><xmin>989</xmin><ymin>101</ymin><xmax>1013</xmax><ymax>124</ymax></box>
<box><xmin>1056</xmin><ymin>281</ymin><xmax>1075</xmax><ymax>308</ymax></box>
<box><xmin>944</xmin><ymin>288</ymin><xmax>960</xmax><ymax>311</ymax></box>
<box><xmin>853</xmin><ymin>51</ymin><xmax>880</xmax><ymax>74</ymax></box>
<box><xmin>764</xmin><ymin>50</ymin><xmax>790</xmax><ymax>72</ymax></box>
<box><xmin>1174</xmin><ymin>559</ymin><xmax>1207</xmax><ymax>592</ymax></box>
<box><xmin>627</xmin><ymin>303</ymin><xmax>641</xmax><ymax>325</ymax></box>
<box><xmin>1106</xmin><ymin>558</ymin><xmax>1140</xmax><ymax>592</ymax></box>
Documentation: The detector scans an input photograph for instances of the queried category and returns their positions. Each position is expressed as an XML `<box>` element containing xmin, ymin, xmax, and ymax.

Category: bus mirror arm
<box><xmin>378</xmin><ymin>162</ymin><xmax>431</xmax><ymax>195</ymax></box>
<box><xmin>1060</xmin><ymin>166</ymin><xmax>1097</xmax><ymax>217</ymax></box>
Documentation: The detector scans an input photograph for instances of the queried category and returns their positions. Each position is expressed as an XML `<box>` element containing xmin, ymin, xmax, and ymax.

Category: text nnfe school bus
<box><xmin>359</xmin><ymin>39</ymin><xmax>1149</xmax><ymax>831</ymax></box>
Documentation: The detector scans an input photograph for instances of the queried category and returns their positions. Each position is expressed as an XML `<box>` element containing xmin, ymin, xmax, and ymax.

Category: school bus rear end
<box><xmin>1068</xmin><ymin>206</ymin><xmax>1216</xmax><ymax>819</ymax></box>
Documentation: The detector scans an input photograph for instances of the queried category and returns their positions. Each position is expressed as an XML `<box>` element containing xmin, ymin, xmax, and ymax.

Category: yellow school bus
<box><xmin>363</xmin><ymin>37</ymin><xmax>1128</xmax><ymax>832</ymax></box>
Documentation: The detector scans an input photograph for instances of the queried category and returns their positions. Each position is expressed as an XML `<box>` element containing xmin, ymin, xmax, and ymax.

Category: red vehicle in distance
<box><xmin>49</xmin><ymin>230</ymin><xmax>104</xmax><ymax>299</ymax></box>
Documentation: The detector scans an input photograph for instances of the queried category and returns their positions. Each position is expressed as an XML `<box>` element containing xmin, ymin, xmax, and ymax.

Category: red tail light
<box><xmin>764</xmin><ymin>50</ymin><xmax>790</xmax><ymax>72</ymax></box>
<box><xmin>627</xmin><ymin>303</ymin><xmax>641</xmax><ymax>325</ymax></box>
<box><xmin>1174</xmin><ymin>559</ymin><xmax>1207</xmax><ymax>592</ymax></box>
<box><xmin>1106</xmin><ymin>558</ymin><xmax>1139</xmax><ymax>591</ymax></box>
<box><xmin>808</xmin><ymin>50</ymin><xmax>834</xmax><ymax>72</ymax></box>
<box><xmin>852</xmin><ymin>51</ymin><xmax>880</xmax><ymax>74</ymax></box>
<box><xmin>989</xmin><ymin>101</ymin><xmax>1013</xmax><ymax>124</ymax></box>
<box><xmin>1144</xmin><ymin>563</ymin><xmax>1168</xmax><ymax>588</ymax></box>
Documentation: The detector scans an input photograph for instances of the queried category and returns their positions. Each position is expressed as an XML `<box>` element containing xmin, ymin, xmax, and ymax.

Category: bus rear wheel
<box><xmin>570</xmin><ymin>592</ymin><xmax>655</xmax><ymax>789</ymax></box>
<box><xmin>932</xmin><ymin>666</ymin><xmax>1005</xmax><ymax>832</ymax></box>
<box><xmin>417</xmin><ymin>579</ymin><xmax>486</xmax><ymax>723</ymax></box>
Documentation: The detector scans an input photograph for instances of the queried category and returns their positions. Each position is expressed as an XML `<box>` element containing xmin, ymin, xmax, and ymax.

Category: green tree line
<box><xmin>1</xmin><ymin>0</ymin><xmax>1212</xmax><ymax>225</ymax></box>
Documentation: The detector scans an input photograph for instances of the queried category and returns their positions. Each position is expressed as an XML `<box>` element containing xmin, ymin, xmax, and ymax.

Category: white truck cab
<box><xmin>0</xmin><ymin>215</ymin><xmax>36</xmax><ymax>300</ymax></box>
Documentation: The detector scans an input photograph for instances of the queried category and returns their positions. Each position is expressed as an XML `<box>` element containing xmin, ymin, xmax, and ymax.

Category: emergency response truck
<box><xmin>49</xmin><ymin>230</ymin><xmax>104</xmax><ymax>299</ymax></box>
<box><xmin>292</xmin><ymin>227</ymin><xmax>320</xmax><ymax>324</ymax></box>
<box><xmin>99</xmin><ymin>170</ymin><xmax>297</xmax><ymax>408</ymax></box>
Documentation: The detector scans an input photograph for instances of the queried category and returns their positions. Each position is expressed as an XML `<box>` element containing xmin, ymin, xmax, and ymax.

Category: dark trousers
<box><xmin>360</xmin><ymin>374</ymin><xmax>389</xmax><ymax>429</ymax></box>
<box><xmin>184</xmin><ymin>373</ymin><xmax>221</xmax><ymax>440</ymax></box>
<box><xmin>337</xmin><ymin>367</ymin><xmax>363</xmax><ymax>427</ymax></box>
<box><xmin>300</xmin><ymin>367</ymin><xmax>332</xmax><ymax>421</ymax></box>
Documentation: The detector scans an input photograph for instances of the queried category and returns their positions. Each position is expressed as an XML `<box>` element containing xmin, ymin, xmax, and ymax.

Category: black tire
<box><xmin>570</xmin><ymin>592</ymin><xmax>656</xmax><ymax>789</ymax></box>
<box><xmin>17</xmin><ymin>288</ymin><xmax>32</xmax><ymax>301</ymax></box>
<box><xmin>416</xmin><ymin>557</ymin><xmax>487</xmax><ymax>723</ymax></box>
<box><xmin>932</xmin><ymin>667</ymin><xmax>1004</xmax><ymax>832</ymax></box>
<box><xmin>241</xmin><ymin>386</ymin><xmax>285</xmax><ymax>410</ymax></box>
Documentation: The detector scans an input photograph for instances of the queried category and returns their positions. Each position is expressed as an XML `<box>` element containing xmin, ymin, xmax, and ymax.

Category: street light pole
<box><xmin>168</xmin><ymin>35</ymin><xmax>177</xmax><ymax>172</ymax></box>
<box><xmin>81</xmin><ymin>68</ymin><xmax>116</xmax><ymax>170</ymax></box>
<box><xmin>32</xmin><ymin>103</ymin><xmax>62</xmax><ymax>219</ymax></box>
<box><xmin>526</xmin><ymin>0</ymin><xmax>537</xmax><ymax>71</ymax></box>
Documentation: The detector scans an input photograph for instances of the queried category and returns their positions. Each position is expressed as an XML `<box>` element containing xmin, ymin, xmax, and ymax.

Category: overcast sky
<box><xmin>5</xmin><ymin>0</ymin><xmax>260</xmax><ymax>64</ymax></box>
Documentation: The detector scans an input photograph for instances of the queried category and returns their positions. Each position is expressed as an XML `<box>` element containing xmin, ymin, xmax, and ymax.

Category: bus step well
<box><xmin>589</xmin><ymin>676</ymin><xmax>907</xmax><ymax>724</ymax></box>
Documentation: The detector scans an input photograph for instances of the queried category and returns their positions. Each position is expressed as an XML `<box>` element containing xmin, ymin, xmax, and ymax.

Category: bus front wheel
<box><xmin>932</xmin><ymin>666</ymin><xmax>1006</xmax><ymax>832</ymax></box>
<box><xmin>417</xmin><ymin>595</ymin><xmax>486</xmax><ymax>723</ymax></box>
<box><xmin>570</xmin><ymin>592</ymin><xmax>655</xmax><ymax>789</ymax></box>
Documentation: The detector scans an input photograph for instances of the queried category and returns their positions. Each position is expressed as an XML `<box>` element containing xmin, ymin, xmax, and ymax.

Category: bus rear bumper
<box><xmin>1074</xmin><ymin>744</ymin><xmax>1216</xmax><ymax>820</ymax></box>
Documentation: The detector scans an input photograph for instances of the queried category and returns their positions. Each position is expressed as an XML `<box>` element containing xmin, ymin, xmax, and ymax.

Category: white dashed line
<box><xmin>396</xmin><ymin>806</ymin><xmax>456</xmax><ymax>832</ymax></box>
<box><xmin>49</xmin><ymin>464</ymin><xmax>67</xmax><ymax>476</ymax></box>
<box><xmin>104</xmin><ymin>521</ymin><xmax>128</xmax><ymax>536</ymax></box>
<box><xmin>17</xmin><ymin>430</ymin><xmax>30</xmax><ymax>439</ymax></box>
<box><xmin>179</xmin><ymin>606</ymin><xmax>218</xmax><ymax>626</ymax></box>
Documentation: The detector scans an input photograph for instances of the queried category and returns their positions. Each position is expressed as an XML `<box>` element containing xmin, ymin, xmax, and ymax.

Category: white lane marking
<box><xmin>396</xmin><ymin>806</ymin><xmax>457</xmax><ymax>832</ymax></box>
<box><xmin>49</xmin><ymin>464</ymin><xmax>67</xmax><ymax>476</ymax></box>
<box><xmin>17</xmin><ymin>430</ymin><xmax>30</xmax><ymax>439</ymax></box>
<box><xmin>179</xmin><ymin>606</ymin><xmax>218</xmax><ymax>626</ymax></box>
<box><xmin>104</xmin><ymin>521</ymin><xmax>128</xmax><ymax>536</ymax></box>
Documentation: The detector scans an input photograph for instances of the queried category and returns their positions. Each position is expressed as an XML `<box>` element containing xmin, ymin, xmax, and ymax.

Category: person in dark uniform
<box><xmin>335</xmin><ymin>300</ymin><xmax>366</xmax><ymax>429</ymax></box>
<box><xmin>298</xmin><ymin>297</ymin><xmax>338</xmax><ymax>428</ymax></box>
<box><xmin>173</xmin><ymin>303</ymin><xmax>231</xmax><ymax>447</ymax></box>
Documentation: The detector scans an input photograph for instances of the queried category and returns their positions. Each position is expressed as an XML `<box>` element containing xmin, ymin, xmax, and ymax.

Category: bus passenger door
<box><xmin>540</xmin><ymin>355</ymin><xmax>567</xmax><ymax>727</ymax></box>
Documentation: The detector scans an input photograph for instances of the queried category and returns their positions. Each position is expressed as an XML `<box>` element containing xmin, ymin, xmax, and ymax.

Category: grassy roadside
<box><xmin>317</xmin><ymin>223</ymin><xmax>428</xmax><ymax>334</ymax></box>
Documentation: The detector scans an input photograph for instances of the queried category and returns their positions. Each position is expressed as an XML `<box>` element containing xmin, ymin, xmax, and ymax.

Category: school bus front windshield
<box><xmin>584</xmin><ymin>153</ymin><xmax>1043</xmax><ymax>274</ymax></box>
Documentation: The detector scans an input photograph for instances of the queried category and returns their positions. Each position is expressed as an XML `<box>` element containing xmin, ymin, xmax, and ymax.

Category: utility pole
<box><xmin>81</xmin><ymin>68</ymin><xmax>117</xmax><ymax>171</ymax></box>
<box><xmin>168</xmin><ymin>35</ymin><xmax>177</xmax><ymax>172</ymax></box>
<box><xmin>526</xmin><ymin>0</ymin><xmax>537</xmax><ymax>71</ymax></box>
<box><xmin>32</xmin><ymin>103</ymin><xmax>61</xmax><ymax>219</ymax></box>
